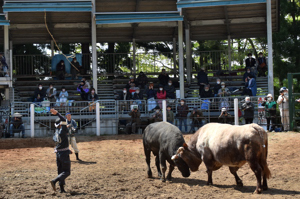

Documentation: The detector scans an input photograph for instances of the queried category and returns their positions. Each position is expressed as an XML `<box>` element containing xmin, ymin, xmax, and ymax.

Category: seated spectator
<box><xmin>125</xmin><ymin>76</ymin><xmax>137</xmax><ymax>90</ymax></box>
<box><xmin>77</xmin><ymin>80</ymin><xmax>89</xmax><ymax>100</ymax></box>
<box><xmin>132</xmin><ymin>88</ymin><xmax>143</xmax><ymax>100</ymax></box>
<box><xmin>190</xmin><ymin>107</ymin><xmax>203</xmax><ymax>133</ymax></box>
<box><xmin>46</xmin><ymin>83</ymin><xmax>57</xmax><ymax>103</ymax></box>
<box><xmin>156</xmin><ymin>85</ymin><xmax>166</xmax><ymax>108</ymax></box>
<box><xmin>0</xmin><ymin>52</ymin><xmax>8</xmax><ymax>77</ymax></box>
<box><xmin>128</xmin><ymin>83</ymin><xmax>139</xmax><ymax>97</ymax></box>
<box><xmin>243</xmin><ymin>68</ymin><xmax>256</xmax><ymax>82</ymax></box>
<box><xmin>257</xmin><ymin>52</ymin><xmax>267</xmax><ymax>77</ymax></box>
<box><xmin>164</xmin><ymin>80</ymin><xmax>176</xmax><ymax>99</ymax></box>
<box><xmin>213</xmin><ymin>78</ymin><xmax>221</xmax><ymax>97</ymax></box>
<box><xmin>10</xmin><ymin>113</ymin><xmax>25</xmax><ymax>138</ymax></box>
<box><xmin>149</xmin><ymin>106</ymin><xmax>163</xmax><ymax>123</ymax></box>
<box><xmin>144</xmin><ymin>82</ymin><xmax>157</xmax><ymax>111</ymax></box>
<box><xmin>242</xmin><ymin>74</ymin><xmax>257</xmax><ymax>96</ymax></box>
<box><xmin>200</xmin><ymin>85</ymin><xmax>213</xmax><ymax>98</ymax></box>
<box><xmin>218</xmin><ymin>107</ymin><xmax>232</xmax><ymax>124</ymax></box>
<box><xmin>56</xmin><ymin>60</ymin><xmax>66</xmax><ymax>80</ymax></box>
<box><xmin>71</xmin><ymin>57</ymin><xmax>81</xmax><ymax>80</ymax></box>
<box><xmin>241</xmin><ymin>97</ymin><xmax>255</xmax><ymax>124</ymax></box>
<box><xmin>118</xmin><ymin>88</ymin><xmax>131</xmax><ymax>112</ymax></box>
<box><xmin>88</xmin><ymin>88</ymin><xmax>99</xmax><ymax>112</ymax></box>
<box><xmin>245</xmin><ymin>53</ymin><xmax>256</xmax><ymax>71</ymax></box>
<box><xmin>158</xmin><ymin>69</ymin><xmax>170</xmax><ymax>86</ymax></box>
<box><xmin>167</xmin><ymin>105</ymin><xmax>174</xmax><ymax>124</ymax></box>
<box><xmin>218</xmin><ymin>82</ymin><xmax>231</xmax><ymax>97</ymax></box>
<box><xmin>82</xmin><ymin>78</ymin><xmax>91</xmax><ymax>90</ymax></box>
<box><xmin>126</xmin><ymin>107</ymin><xmax>141</xmax><ymax>134</ymax></box>
<box><xmin>34</xmin><ymin>83</ymin><xmax>47</xmax><ymax>102</ymax></box>
<box><xmin>58</xmin><ymin>87</ymin><xmax>68</xmax><ymax>106</ymax></box>
<box><xmin>197</xmin><ymin>67</ymin><xmax>209</xmax><ymax>97</ymax></box>
<box><xmin>136</xmin><ymin>71</ymin><xmax>148</xmax><ymax>89</ymax></box>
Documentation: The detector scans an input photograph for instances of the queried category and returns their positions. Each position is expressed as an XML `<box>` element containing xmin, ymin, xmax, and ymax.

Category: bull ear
<box><xmin>183</xmin><ymin>143</ymin><xmax>188</xmax><ymax>149</ymax></box>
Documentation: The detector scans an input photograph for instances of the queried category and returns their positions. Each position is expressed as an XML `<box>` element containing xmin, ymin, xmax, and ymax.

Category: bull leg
<box><xmin>155</xmin><ymin>155</ymin><xmax>162</xmax><ymax>177</ymax></box>
<box><xmin>262</xmin><ymin>175</ymin><xmax>268</xmax><ymax>190</ymax></box>
<box><xmin>144</xmin><ymin>149</ymin><xmax>152</xmax><ymax>178</ymax></box>
<box><xmin>159</xmin><ymin>152</ymin><xmax>167</xmax><ymax>182</ymax></box>
<box><xmin>166</xmin><ymin>164</ymin><xmax>175</xmax><ymax>181</ymax></box>
<box><xmin>229</xmin><ymin>167</ymin><xmax>243</xmax><ymax>187</ymax></box>
<box><xmin>206</xmin><ymin>169</ymin><xmax>213</xmax><ymax>185</ymax></box>
<box><xmin>248</xmin><ymin>161</ymin><xmax>263</xmax><ymax>194</ymax></box>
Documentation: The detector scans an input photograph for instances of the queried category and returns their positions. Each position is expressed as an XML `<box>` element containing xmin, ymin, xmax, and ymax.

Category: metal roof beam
<box><xmin>190</xmin><ymin>17</ymin><xmax>265</xmax><ymax>26</ymax></box>
<box><xmin>177</xmin><ymin>0</ymin><xmax>266</xmax><ymax>9</ymax></box>
<box><xmin>224</xmin><ymin>6</ymin><xmax>230</xmax><ymax>35</ymax></box>
<box><xmin>10</xmin><ymin>23</ymin><xmax>90</xmax><ymax>29</ymax></box>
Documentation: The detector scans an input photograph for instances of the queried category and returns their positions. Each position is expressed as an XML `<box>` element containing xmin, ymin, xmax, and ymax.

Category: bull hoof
<box><xmin>147</xmin><ymin>174</ymin><xmax>152</xmax><ymax>178</ymax></box>
<box><xmin>237</xmin><ymin>180</ymin><xmax>243</xmax><ymax>187</ymax></box>
<box><xmin>253</xmin><ymin>188</ymin><xmax>262</xmax><ymax>194</ymax></box>
<box><xmin>160</xmin><ymin>178</ymin><xmax>166</xmax><ymax>182</ymax></box>
<box><xmin>207</xmin><ymin>182</ymin><xmax>213</xmax><ymax>185</ymax></box>
<box><xmin>166</xmin><ymin>177</ymin><xmax>172</xmax><ymax>182</ymax></box>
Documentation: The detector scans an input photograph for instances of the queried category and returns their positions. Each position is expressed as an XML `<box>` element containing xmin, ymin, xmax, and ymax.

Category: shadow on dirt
<box><xmin>72</xmin><ymin>160</ymin><xmax>97</xmax><ymax>165</ymax></box>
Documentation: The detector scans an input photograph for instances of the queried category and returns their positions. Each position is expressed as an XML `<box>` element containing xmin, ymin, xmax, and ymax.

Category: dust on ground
<box><xmin>0</xmin><ymin>132</ymin><xmax>300</xmax><ymax>199</ymax></box>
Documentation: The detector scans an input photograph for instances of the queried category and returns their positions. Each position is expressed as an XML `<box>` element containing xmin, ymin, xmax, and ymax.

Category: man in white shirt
<box><xmin>277</xmin><ymin>87</ymin><xmax>289</xmax><ymax>131</ymax></box>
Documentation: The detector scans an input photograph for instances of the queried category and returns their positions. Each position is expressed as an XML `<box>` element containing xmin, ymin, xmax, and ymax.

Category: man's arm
<box><xmin>50</xmin><ymin>109</ymin><xmax>65</xmax><ymax>121</ymax></box>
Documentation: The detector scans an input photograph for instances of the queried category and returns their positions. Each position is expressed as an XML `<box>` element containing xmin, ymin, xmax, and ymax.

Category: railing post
<box><xmin>234</xmin><ymin>98</ymin><xmax>239</xmax><ymax>125</ymax></box>
<box><xmin>30</xmin><ymin>103</ymin><xmax>35</xmax><ymax>138</ymax></box>
<box><xmin>162</xmin><ymin>100</ymin><xmax>167</xmax><ymax>122</ymax></box>
<box><xmin>96</xmin><ymin>102</ymin><xmax>100</xmax><ymax>136</ymax></box>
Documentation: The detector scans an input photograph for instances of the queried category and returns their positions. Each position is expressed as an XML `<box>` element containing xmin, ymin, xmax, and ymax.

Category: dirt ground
<box><xmin>0</xmin><ymin>131</ymin><xmax>300</xmax><ymax>199</ymax></box>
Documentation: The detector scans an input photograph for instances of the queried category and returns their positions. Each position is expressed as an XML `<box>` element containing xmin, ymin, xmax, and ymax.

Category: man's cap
<box><xmin>221</xmin><ymin>107</ymin><xmax>227</xmax><ymax>112</ymax></box>
<box><xmin>13</xmin><ymin>113</ymin><xmax>22</xmax><ymax>118</ymax></box>
<box><xmin>221</xmin><ymin>82</ymin><xmax>225</xmax><ymax>85</ymax></box>
<box><xmin>65</xmin><ymin>112</ymin><xmax>71</xmax><ymax>116</ymax></box>
<box><xmin>154</xmin><ymin>105</ymin><xmax>161</xmax><ymax>110</ymax></box>
<box><xmin>267</xmin><ymin>94</ymin><xmax>273</xmax><ymax>98</ymax></box>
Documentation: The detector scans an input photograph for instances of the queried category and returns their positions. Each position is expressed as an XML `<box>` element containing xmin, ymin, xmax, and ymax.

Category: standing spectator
<box><xmin>243</xmin><ymin>68</ymin><xmax>256</xmax><ymax>82</ymax></box>
<box><xmin>164</xmin><ymin>80</ymin><xmax>176</xmax><ymax>99</ymax></box>
<box><xmin>118</xmin><ymin>88</ymin><xmax>131</xmax><ymax>112</ymax></box>
<box><xmin>277</xmin><ymin>87</ymin><xmax>289</xmax><ymax>131</ymax></box>
<box><xmin>71</xmin><ymin>57</ymin><xmax>81</xmax><ymax>80</ymax></box>
<box><xmin>88</xmin><ymin>88</ymin><xmax>99</xmax><ymax>112</ymax></box>
<box><xmin>218</xmin><ymin>107</ymin><xmax>232</xmax><ymax>124</ymax></box>
<box><xmin>158</xmin><ymin>69</ymin><xmax>170</xmax><ymax>86</ymax></box>
<box><xmin>200</xmin><ymin>85</ymin><xmax>213</xmax><ymax>98</ymax></box>
<box><xmin>244</xmin><ymin>74</ymin><xmax>257</xmax><ymax>96</ymax></box>
<box><xmin>58</xmin><ymin>87</ymin><xmax>68</xmax><ymax>106</ymax></box>
<box><xmin>56</xmin><ymin>60</ymin><xmax>66</xmax><ymax>80</ymax></box>
<box><xmin>190</xmin><ymin>107</ymin><xmax>203</xmax><ymax>133</ymax></box>
<box><xmin>197</xmin><ymin>67</ymin><xmax>209</xmax><ymax>97</ymax></box>
<box><xmin>0</xmin><ymin>52</ymin><xmax>8</xmax><ymax>77</ymax></box>
<box><xmin>262</xmin><ymin>94</ymin><xmax>277</xmax><ymax>131</ymax></box>
<box><xmin>145</xmin><ymin>82</ymin><xmax>157</xmax><ymax>111</ymax></box>
<box><xmin>136</xmin><ymin>71</ymin><xmax>148</xmax><ymax>89</ymax></box>
<box><xmin>46</xmin><ymin>83</ymin><xmax>57</xmax><ymax>103</ymax></box>
<box><xmin>241</xmin><ymin>97</ymin><xmax>255</xmax><ymax>124</ymax></box>
<box><xmin>177</xmin><ymin>99</ymin><xmax>189</xmax><ymax>133</ymax></box>
<box><xmin>77</xmin><ymin>80</ymin><xmax>89</xmax><ymax>100</ymax></box>
<box><xmin>149</xmin><ymin>106</ymin><xmax>163</xmax><ymax>123</ymax></box>
<box><xmin>166</xmin><ymin>105</ymin><xmax>174</xmax><ymax>124</ymax></box>
<box><xmin>257</xmin><ymin>52</ymin><xmax>267</xmax><ymax>77</ymax></box>
<box><xmin>156</xmin><ymin>85</ymin><xmax>166</xmax><ymax>108</ymax></box>
<box><xmin>126</xmin><ymin>107</ymin><xmax>141</xmax><ymax>134</ymax></box>
<box><xmin>213</xmin><ymin>78</ymin><xmax>221</xmax><ymax>97</ymax></box>
<box><xmin>66</xmin><ymin>112</ymin><xmax>82</xmax><ymax>161</ymax></box>
<box><xmin>33</xmin><ymin>83</ymin><xmax>47</xmax><ymax>102</ymax></box>
<box><xmin>245</xmin><ymin>53</ymin><xmax>256</xmax><ymax>71</ymax></box>
<box><xmin>9</xmin><ymin>113</ymin><xmax>25</xmax><ymax>138</ymax></box>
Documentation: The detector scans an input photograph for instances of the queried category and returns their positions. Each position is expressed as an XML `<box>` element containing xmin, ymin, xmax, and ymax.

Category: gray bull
<box><xmin>172</xmin><ymin>123</ymin><xmax>271</xmax><ymax>194</ymax></box>
<box><xmin>143</xmin><ymin>122</ymin><xmax>190</xmax><ymax>182</ymax></box>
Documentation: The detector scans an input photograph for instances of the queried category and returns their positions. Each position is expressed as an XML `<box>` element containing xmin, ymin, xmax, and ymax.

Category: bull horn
<box><xmin>171</xmin><ymin>155</ymin><xmax>178</xmax><ymax>161</ymax></box>
<box><xmin>177</xmin><ymin>147</ymin><xmax>184</xmax><ymax>153</ymax></box>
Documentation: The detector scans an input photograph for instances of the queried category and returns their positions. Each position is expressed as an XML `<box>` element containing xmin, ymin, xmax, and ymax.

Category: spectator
<box><xmin>149</xmin><ymin>105</ymin><xmax>163</xmax><ymax>123</ymax></box>
<box><xmin>34</xmin><ymin>83</ymin><xmax>47</xmax><ymax>102</ymax></box>
<box><xmin>71</xmin><ymin>57</ymin><xmax>81</xmax><ymax>80</ymax></box>
<box><xmin>213</xmin><ymin>78</ymin><xmax>221</xmax><ymax>97</ymax></box>
<box><xmin>257</xmin><ymin>52</ymin><xmax>267</xmax><ymax>77</ymax></box>
<box><xmin>218</xmin><ymin>107</ymin><xmax>232</xmax><ymax>124</ymax></box>
<box><xmin>58</xmin><ymin>87</ymin><xmax>68</xmax><ymax>106</ymax></box>
<box><xmin>88</xmin><ymin>88</ymin><xmax>99</xmax><ymax>112</ymax></box>
<box><xmin>128</xmin><ymin>83</ymin><xmax>139</xmax><ymax>97</ymax></box>
<box><xmin>125</xmin><ymin>76</ymin><xmax>137</xmax><ymax>90</ymax></box>
<box><xmin>166</xmin><ymin>105</ymin><xmax>174</xmax><ymax>124</ymax></box>
<box><xmin>158</xmin><ymin>69</ymin><xmax>170</xmax><ymax>86</ymax></box>
<box><xmin>136</xmin><ymin>71</ymin><xmax>148</xmax><ymax>89</ymax></box>
<box><xmin>243</xmin><ymin>68</ymin><xmax>256</xmax><ymax>82</ymax></box>
<box><xmin>145</xmin><ymin>82</ymin><xmax>157</xmax><ymax>111</ymax></box>
<box><xmin>0</xmin><ymin>52</ymin><xmax>8</xmax><ymax>77</ymax></box>
<box><xmin>218</xmin><ymin>82</ymin><xmax>231</xmax><ymax>97</ymax></box>
<box><xmin>77</xmin><ymin>80</ymin><xmax>89</xmax><ymax>100</ymax></box>
<box><xmin>262</xmin><ymin>94</ymin><xmax>277</xmax><ymax>131</ymax></box>
<box><xmin>241</xmin><ymin>97</ymin><xmax>255</xmax><ymax>124</ymax></box>
<box><xmin>177</xmin><ymin>99</ymin><xmax>189</xmax><ymax>133</ymax></box>
<box><xmin>200</xmin><ymin>85</ymin><xmax>213</xmax><ymax>98</ymax></box>
<box><xmin>56</xmin><ymin>60</ymin><xmax>66</xmax><ymax>80</ymax></box>
<box><xmin>132</xmin><ymin>88</ymin><xmax>143</xmax><ymax>100</ymax></box>
<box><xmin>277</xmin><ymin>87</ymin><xmax>289</xmax><ymax>131</ymax></box>
<box><xmin>190</xmin><ymin>107</ymin><xmax>203</xmax><ymax>133</ymax></box>
<box><xmin>156</xmin><ymin>85</ymin><xmax>166</xmax><ymax>108</ymax></box>
<box><xmin>197</xmin><ymin>67</ymin><xmax>209</xmax><ymax>97</ymax></box>
<box><xmin>118</xmin><ymin>88</ymin><xmax>131</xmax><ymax>112</ymax></box>
<box><xmin>126</xmin><ymin>107</ymin><xmax>141</xmax><ymax>134</ymax></box>
<box><xmin>245</xmin><ymin>53</ymin><xmax>256</xmax><ymax>71</ymax></box>
<box><xmin>243</xmin><ymin>74</ymin><xmax>257</xmax><ymax>96</ymax></box>
<box><xmin>81</xmin><ymin>78</ymin><xmax>91</xmax><ymax>90</ymax></box>
<box><xmin>164</xmin><ymin>80</ymin><xmax>176</xmax><ymax>99</ymax></box>
<box><xmin>10</xmin><ymin>113</ymin><xmax>25</xmax><ymax>138</ymax></box>
<box><xmin>46</xmin><ymin>83</ymin><xmax>57</xmax><ymax>103</ymax></box>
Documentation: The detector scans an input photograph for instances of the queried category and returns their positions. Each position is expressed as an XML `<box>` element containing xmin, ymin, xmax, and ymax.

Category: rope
<box><xmin>44</xmin><ymin>11</ymin><xmax>79</xmax><ymax>72</ymax></box>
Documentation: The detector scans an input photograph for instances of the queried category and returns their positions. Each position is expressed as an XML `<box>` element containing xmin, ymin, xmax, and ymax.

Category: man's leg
<box><xmin>57</xmin><ymin>151</ymin><xmax>71</xmax><ymax>193</ymax></box>
<box><xmin>184</xmin><ymin>118</ymin><xmax>187</xmax><ymax>132</ymax></box>
<box><xmin>284</xmin><ymin>110</ymin><xmax>289</xmax><ymax>131</ymax></box>
<box><xmin>132</xmin><ymin>122</ymin><xmax>137</xmax><ymax>134</ymax></box>
<box><xmin>9</xmin><ymin>124</ymin><xmax>13</xmax><ymax>137</ymax></box>
<box><xmin>19</xmin><ymin>124</ymin><xmax>25</xmax><ymax>138</ymax></box>
<box><xmin>71</xmin><ymin>137</ymin><xmax>80</xmax><ymax>161</ymax></box>
<box><xmin>178</xmin><ymin>119</ymin><xmax>183</xmax><ymax>131</ymax></box>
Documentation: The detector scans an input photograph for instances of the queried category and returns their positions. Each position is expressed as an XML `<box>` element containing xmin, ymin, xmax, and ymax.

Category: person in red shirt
<box><xmin>156</xmin><ymin>85</ymin><xmax>166</xmax><ymax>108</ymax></box>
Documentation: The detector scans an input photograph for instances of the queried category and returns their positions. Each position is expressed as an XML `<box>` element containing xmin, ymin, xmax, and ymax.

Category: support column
<box><xmin>4</xmin><ymin>26</ymin><xmax>9</xmax><ymax>60</ymax></box>
<box><xmin>267</xmin><ymin>0</ymin><xmax>274</xmax><ymax>97</ymax></box>
<box><xmin>185</xmin><ymin>24</ymin><xmax>192</xmax><ymax>84</ymax></box>
<box><xmin>178</xmin><ymin>21</ymin><xmax>185</xmax><ymax>99</ymax></box>
<box><xmin>30</xmin><ymin>103</ymin><xmax>35</xmax><ymax>138</ymax></box>
<box><xmin>91</xmin><ymin>0</ymin><xmax>98</xmax><ymax>92</ymax></box>
<box><xmin>9</xmin><ymin>41</ymin><xmax>13</xmax><ymax>87</ymax></box>
<box><xmin>228</xmin><ymin>35</ymin><xmax>232</xmax><ymax>71</ymax></box>
<box><xmin>51</xmin><ymin>40</ymin><xmax>54</xmax><ymax>58</ymax></box>
<box><xmin>96</xmin><ymin>102</ymin><xmax>100</xmax><ymax>136</ymax></box>
<box><xmin>173</xmin><ymin>37</ymin><xmax>177</xmax><ymax>78</ymax></box>
<box><xmin>132</xmin><ymin>38</ymin><xmax>136</xmax><ymax>75</ymax></box>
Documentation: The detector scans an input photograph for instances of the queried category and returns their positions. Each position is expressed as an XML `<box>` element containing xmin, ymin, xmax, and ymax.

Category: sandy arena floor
<box><xmin>0</xmin><ymin>131</ymin><xmax>300</xmax><ymax>199</ymax></box>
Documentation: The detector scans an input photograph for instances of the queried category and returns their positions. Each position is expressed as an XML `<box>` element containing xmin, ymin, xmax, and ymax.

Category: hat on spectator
<box><xmin>65</xmin><ymin>112</ymin><xmax>71</xmax><ymax>116</ymax></box>
<box><xmin>267</xmin><ymin>94</ymin><xmax>273</xmax><ymax>98</ymax></box>
<box><xmin>221</xmin><ymin>82</ymin><xmax>225</xmax><ymax>85</ymax></box>
<box><xmin>13</xmin><ymin>113</ymin><xmax>22</xmax><ymax>118</ymax></box>
<box><xmin>221</xmin><ymin>107</ymin><xmax>227</xmax><ymax>112</ymax></box>
<box><xmin>154</xmin><ymin>105</ymin><xmax>161</xmax><ymax>110</ymax></box>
